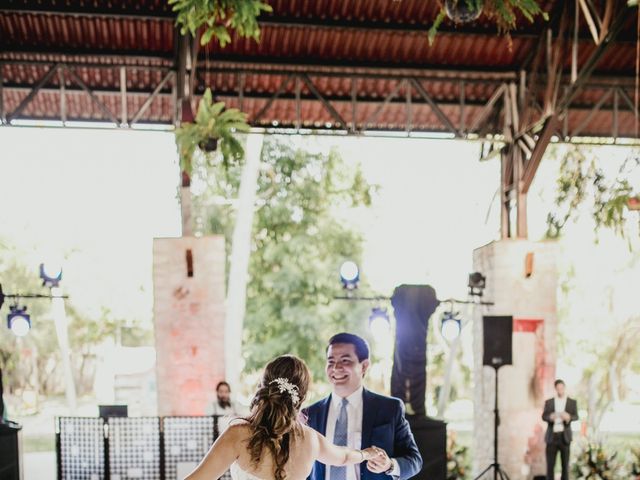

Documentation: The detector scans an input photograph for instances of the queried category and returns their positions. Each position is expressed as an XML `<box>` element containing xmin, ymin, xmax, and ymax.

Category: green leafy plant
<box><xmin>169</xmin><ymin>0</ymin><xmax>272</xmax><ymax>46</ymax></box>
<box><xmin>446</xmin><ymin>431</ymin><xmax>470</xmax><ymax>479</ymax></box>
<box><xmin>192</xmin><ymin>138</ymin><xmax>375</xmax><ymax>381</ymax></box>
<box><xmin>572</xmin><ymin>442</ymin><xmax>621</xmax><ymax>479</ymax></box>
<box><xmin>429</xmin><ymin>0</ymin><xmax>548</xmax><ymax>45</ymax></box>
<box><xmin>629</xmin><ymin>447</ymin><xmax>640</xmax><ymax>479</ymax></box>
<box><xmin>546</xmin><ymin>146</ymin><xmax>639</xmax><ymax>240</ymax></box>
<box><xmin>175</xmin><ymin>88</ymin><xmax>250</xmax><ymax>175</ymax></box>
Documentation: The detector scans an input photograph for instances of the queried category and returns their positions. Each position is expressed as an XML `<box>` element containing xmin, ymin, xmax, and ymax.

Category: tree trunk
<box><xmin>181</xmin><ymin>170</ymin><xmax>193</xmax><ymax>236</ymax></box>
<box><xmin>51</xmin><ymin>286</ymin><xmax>77</xmax><ymax>411</ymax></box>
<box><xmin>436</xmin><ymin>335</ymin><xmax>462</xmax><ymax>418</ymax></box>
<box><xmin>225</xmin><ymin>134</ymin><xmax>264</xmax><ymax>388</ymax></box>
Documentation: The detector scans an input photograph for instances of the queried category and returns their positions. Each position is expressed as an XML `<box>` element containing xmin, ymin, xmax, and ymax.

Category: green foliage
<box><xmin>195</xmin><ymin>137</ymin><xmax>376</xmax><ymax>380</ymax></box>
<box><xmin>429</xmin><ymin>0</ymin><xmax>548</xmax><ymax>45</ymax></box>
<box><xmin>546</xmin><ymin>146</ymin><xmax>639</xmax><ymax>241</ymax></box>
<box><xmin>169</xmin><ymin>0</ymin><xmax>272</xmax><ymax>47</ymax></box>
<box><xmin>576</xmin><ymin>317</ymin><xmax>640</xmax><ymax>434</ymax></box>
<box><xmin>0</xmin><ymin>245</ymin><xmax>152</xmax><ymax>403</ymax></box>
<box><xmin>446</xmin><ymin>430</ymin><xmax>470</xmax><ymax>479</ymax></box>
<box><xmin>67</xmin><ymin>307</ymin><xmax>152</xmax><ymax>396</ymax></box>
<box><xmin>630</xmin><ymin>447</ymin><xmax>640</xmax><ymax>478</ymax></box>
<box><xmin>175</xmin><ymin>88</ymin><xmax>250</xmax><ymax>175</ymax></box>
<box><xmin>572</xmin><ymin>441</ymin><xmax>622</xmax><ymax>479</ymax></box>
<box><xmin>0</xmin><ymin>254</ymin><xmax>56</xmax><ymax>396</ymax></box>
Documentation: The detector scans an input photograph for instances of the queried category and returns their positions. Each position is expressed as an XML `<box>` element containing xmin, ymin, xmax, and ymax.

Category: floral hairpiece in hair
<box><xmin>270</xmin><ymin>378</ymin><xmax>300</xmax><ymax>405</ymax></box>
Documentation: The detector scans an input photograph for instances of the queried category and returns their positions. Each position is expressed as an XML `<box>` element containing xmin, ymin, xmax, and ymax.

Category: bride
<box><xmin>185</xmin><ymin>355</ymin><xmax>381</xmax><ymax>480</ymax></box>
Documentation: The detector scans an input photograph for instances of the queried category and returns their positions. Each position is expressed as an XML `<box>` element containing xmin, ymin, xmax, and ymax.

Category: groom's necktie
<box><xmin>330</xmin><ymin>398</ymin><xmax>350</xmax><ymax>480</ymax></box>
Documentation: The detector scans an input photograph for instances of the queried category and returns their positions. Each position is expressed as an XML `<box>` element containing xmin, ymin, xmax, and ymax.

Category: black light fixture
<box><xmin>0</xmin><ymin>282</ymin><xmax>68</xmax><ymax>336</ymax></box>
<box><xmin>339</xmin><ymin>260</ymin><xmax>360</xmax><ymax>290</ymax></box>
<box><xmin>468</xmin><ymin>271</ymin><xmax>486</xmax><ymax>297</ymax></box>
<box><xmin>7</xmin><ymin>305</ymin><xmax>31</xmax><ymax>337</ymax></box>
<box><xmin>440</xmin><ymin>310</ymin><xmax>462</xmax><ymax>341</ymax></box>
<box><xmin>369</xmin><ymin>306</ymin><xmax>390</xmax><ymax>328</ymax></box>
<box><xmin>39</xmin><ymin>263</ymin><xmax>62</xmax><ymax>288</ymax></box>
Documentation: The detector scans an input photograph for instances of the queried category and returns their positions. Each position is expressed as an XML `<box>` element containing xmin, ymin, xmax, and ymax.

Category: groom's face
<box><xmin>326</xmin><ymin>342</ymin><xmax>370</xmax><ymax>397</ymax></box>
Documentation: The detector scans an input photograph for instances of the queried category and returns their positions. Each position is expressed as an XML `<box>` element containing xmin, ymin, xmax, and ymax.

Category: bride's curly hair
<box><xmin>245</xmin><ymin>355</ymin><xmax>310</xmax><ymax>480</ymax></box>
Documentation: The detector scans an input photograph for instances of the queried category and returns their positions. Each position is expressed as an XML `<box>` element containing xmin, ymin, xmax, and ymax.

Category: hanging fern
<box><xmin>429</xmin><ymin>0</ymin><xmax>549</xmax><ymax>45</ymax></box>
<box><xmin>169</xmin><ymin>0</ymin><xmax>272</xmax><ymax>47</ymax></box>
<box><xmin>175</xmin><ymin>89</ymin><xmax>251</xmax><ymax>175</ymax></box>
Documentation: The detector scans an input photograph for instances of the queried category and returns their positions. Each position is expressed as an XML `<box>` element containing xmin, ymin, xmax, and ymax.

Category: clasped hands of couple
<box><xmin>358</xmin><ymin>446</ymin><xmax>393</xmax><ymax>472</ymax></box>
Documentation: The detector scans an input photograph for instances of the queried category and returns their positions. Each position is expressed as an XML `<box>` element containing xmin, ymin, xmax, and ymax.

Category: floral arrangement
<box><xmin>629</xmin><ymin>447</ymin><xmax>640</xmax><ymax>479</ymax></box>
<box><xmin>571</xmin><ymin>442</ymin><xmax>621</xmax><ymax>479</ymax></box>
<box><xmin>446</xmin><ymin>431</ymin><xmax>470</xmax><ymax>479</ymax></box>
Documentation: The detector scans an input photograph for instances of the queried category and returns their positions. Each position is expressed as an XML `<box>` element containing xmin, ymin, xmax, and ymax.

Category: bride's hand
<box><xmin>360</xmin><ymin>447</ymin><xmax>380</xmax><ymax>462</ymax></box>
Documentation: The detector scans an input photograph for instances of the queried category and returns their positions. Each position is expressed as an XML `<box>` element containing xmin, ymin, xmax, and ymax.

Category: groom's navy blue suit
<box><xmin>305</xmin><ymin>389</ymin><xmax>422</xmax><ymax>480</ymax></box>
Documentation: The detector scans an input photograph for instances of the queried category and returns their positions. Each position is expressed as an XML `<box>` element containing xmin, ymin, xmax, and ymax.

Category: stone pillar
<box><xmin>153</xmin><ymin>236</ymin><xmax>226</xmax><ymax>416</ymax></box>
<box><xmin>472</xmin><ymin>240</ymin><xmax>558</xmax><ymax>479</ymax></box>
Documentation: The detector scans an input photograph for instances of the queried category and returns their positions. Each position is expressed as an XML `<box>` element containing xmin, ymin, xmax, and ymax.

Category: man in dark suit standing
<box><xmin>305</xmin><ymin>333</ymin><xmax>422</xmax><ymax>480</ymax></box>
<box><xmin>542</xmin><ymin>379</ymin><xmax>579</xmax><ymax>480</ymax></box>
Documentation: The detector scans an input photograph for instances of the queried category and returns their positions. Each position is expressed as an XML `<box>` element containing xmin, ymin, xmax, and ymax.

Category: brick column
<box><xmin>153</xmin><ymin>236</ymin><xmax>226</xmax><ymax>416</ymax></box>
<box><xmin>472</xmin><ymin>240</ymin><xmax>558</xmax><ymax>479</ymax></box>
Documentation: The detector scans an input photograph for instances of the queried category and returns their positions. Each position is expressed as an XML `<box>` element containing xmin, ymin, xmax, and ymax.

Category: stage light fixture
<box><xmin>440</xmin><ymin>311</ymin><xmax>461</xmax><ymax>341</ymax></box>
<box><xmin>369</xmin><ymin>305</ymin><xmax>390</xmax><ymax>330</ymax></box>
<box><xmin>40</xmin><ymin>262</ymin><xmax>62</xmax><ymax>288</ymax></box>
<box><xmin>468</xmin><ymin>271</ymin><xmax>486</xmax><ymax>297</ymax></box>
<box><xmin>339</xmin><ymin>261</ymin><xmax>360</xmax><ymax>290</ymax></box>
<box><xmin>7</xmin><ymin>305</ymin><xmax>31</xmax><ymax>337</ymax></box>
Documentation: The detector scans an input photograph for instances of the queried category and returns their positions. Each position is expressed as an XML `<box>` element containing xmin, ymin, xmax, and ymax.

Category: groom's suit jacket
<box><xmin>304</xmin><ymin>389</ymin><xmax>422</xmax><ymax>480</ymax></box>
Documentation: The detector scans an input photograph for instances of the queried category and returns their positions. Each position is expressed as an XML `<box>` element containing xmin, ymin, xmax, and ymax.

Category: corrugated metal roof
<box><xmin>0</xmin><ymin>0</ymin><xmax>637</xmax><ymax>136</ymax></box>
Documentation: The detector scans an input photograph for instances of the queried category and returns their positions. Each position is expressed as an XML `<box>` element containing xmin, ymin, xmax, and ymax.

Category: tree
<box><xmin>578</xmin><ymin>317</ymin><xmax>640</xmax><ymax>434</ymax></box>
<box><xmin>546</xmin><ymin>145</ymin><xmax>639</xmax><ymax>242</ymax></box>
<box><xmin>0</xmin><ymin>241</ymin><xmax>153</xmax><ymax>408</ymax></box>
<box><xmin>194</xmin><ymin>137</ymin><xmax>376</xmax><ymax>381</ymax></box>
<box><xmin>0</xmin><ymin>248</ymin><xmax>56</xmax><ymax>398</ymax></box>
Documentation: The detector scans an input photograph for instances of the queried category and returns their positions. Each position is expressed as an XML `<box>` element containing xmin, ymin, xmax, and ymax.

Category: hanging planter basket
<box><xmin>198</xmin><ymin>137</ymin><xmax>219</xmax><ymax>153</ymax></box>
<box><xmin>445</xmin><ymin>0</ymin><xmax>484</xmax><ymax>23</ymax></box>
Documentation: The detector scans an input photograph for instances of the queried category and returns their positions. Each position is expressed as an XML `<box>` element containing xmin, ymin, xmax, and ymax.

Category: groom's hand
<box><xmin>366</xmin><ymin>447</ymin><xmax>392</xmax><ymax>473</ymax></box>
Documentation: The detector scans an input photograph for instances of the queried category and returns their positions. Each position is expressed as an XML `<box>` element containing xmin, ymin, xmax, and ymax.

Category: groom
<box><xmin>305</xmin><ymin>333</ymin><xmax>422</xmax><ymax>480</ymax></box>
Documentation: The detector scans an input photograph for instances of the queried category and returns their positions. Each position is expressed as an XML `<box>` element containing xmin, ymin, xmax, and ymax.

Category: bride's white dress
<box><xmin>229</xmin><ymin>462</ymin><xmax>264</xmax><ymax>480</ymax></box>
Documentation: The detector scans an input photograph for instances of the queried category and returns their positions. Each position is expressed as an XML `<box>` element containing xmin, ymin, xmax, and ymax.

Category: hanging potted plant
<box><xmin>175</xmin><ymin>88</ymin><xmax>250</xmax><ymax>175</ymax></box>
<box><xmin>444</xmin><ymin>0</ymin><xmax>484</xmax><ymax>24</ymax></box>
<box><xmin>169</xmin><ymin>0</ymin><xmax>272</xmax><ymax>46</ymax></box>
<box><xmin>429</xmin><ymin>0</ymin><xmax>549</xmax><ymax>45</ymax></box>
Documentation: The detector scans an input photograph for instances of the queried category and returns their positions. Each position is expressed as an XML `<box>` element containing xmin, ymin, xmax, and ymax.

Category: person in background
<box><xmin>208</xmin><ymin>381</ymin><xmax>241</xmax><ymax>416</ymax></box>
<box><xmin>542</xmin><ymin>379</ymin><xmax>579</xmax><ymax>480</ymax></box>
<box><xmin>207</xmin><ymin>380</ymin><xmax>243</xmax><ymax>433</ymax></box>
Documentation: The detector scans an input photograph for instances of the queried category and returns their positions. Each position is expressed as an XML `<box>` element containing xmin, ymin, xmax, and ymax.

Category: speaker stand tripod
<box><xmin>473</xmin><ymin>365</ymin><xmax>511</xmax><ymax>480</ymax></box>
